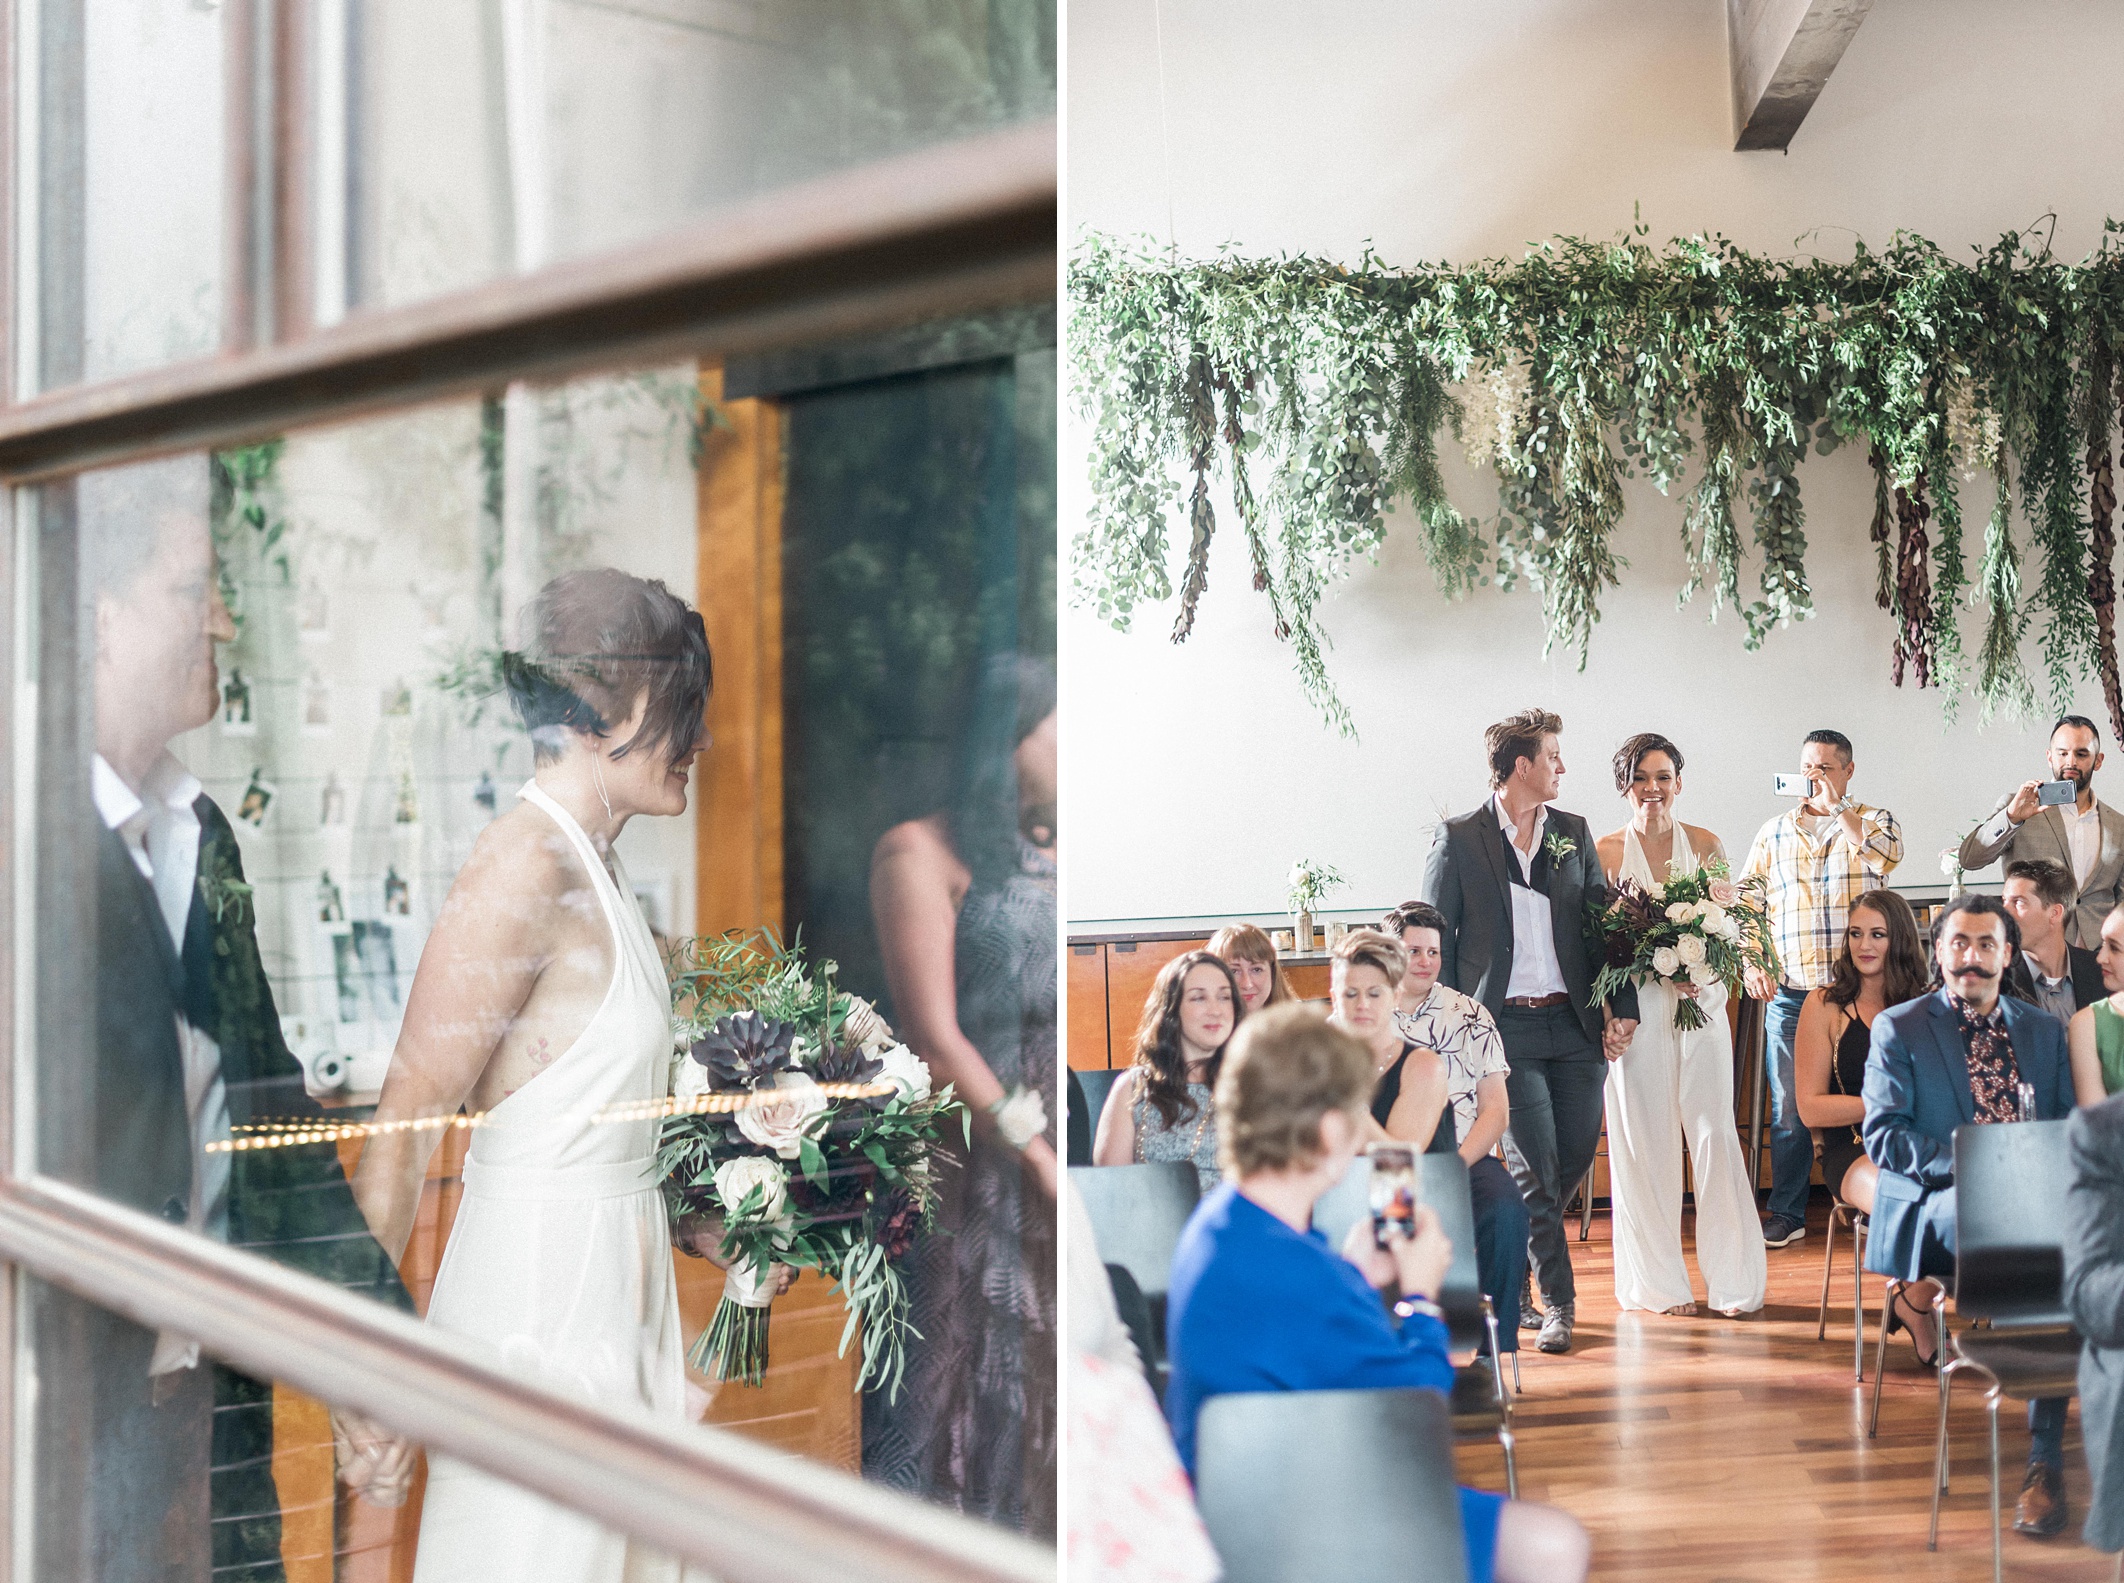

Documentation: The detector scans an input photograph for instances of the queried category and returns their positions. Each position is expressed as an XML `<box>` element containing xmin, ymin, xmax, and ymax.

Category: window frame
<box><xmin>0</xmin><ymin>3</ymin><xmax>1057</xmax><ymax>1577</ymax></box>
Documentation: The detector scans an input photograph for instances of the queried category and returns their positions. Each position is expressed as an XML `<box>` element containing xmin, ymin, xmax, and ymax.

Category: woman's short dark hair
<box><xmin>1484</xmin><ymin>707</ymin><xmax>1562</xmax><ymax>790</ymax></box>
<box><xmin>505</xmin><ymin>568</ymin><xmax>710</xmax><ymax>767</ymax></box>
<box><xmin>1612</xmin><ymin>733</ymin><xmax>1684</xmax><ymax>794</ymax></box>
<box><xmin>1825</xmin><ymin>889</ymin><xmax>1931</xmax><ymax>1010</ymax></box>
<box><xmin>1131</xmin><ymin>951</ymin><xmax>1245</xmax><ymax>1131</ymax></box>
<box><xmin>1382</xmin><ymin>900</ymin><xmax>1448</xmax><ymax>940</ymax></box>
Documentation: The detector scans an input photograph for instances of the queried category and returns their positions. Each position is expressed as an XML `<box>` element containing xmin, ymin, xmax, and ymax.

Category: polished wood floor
<box><xmin>1453</xmin><ymin>1195</ymin><xmax>2118</xmax><ymax>1581</ymax></box>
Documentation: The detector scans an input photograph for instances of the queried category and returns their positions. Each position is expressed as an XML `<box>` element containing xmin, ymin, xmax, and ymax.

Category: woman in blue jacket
<box><xmin>1165</xmin><ymin>1004</ymin><xmax>1588</xmax><ymax>1583</ymax></box>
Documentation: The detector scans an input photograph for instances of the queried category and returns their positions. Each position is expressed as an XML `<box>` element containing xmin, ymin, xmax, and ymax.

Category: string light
<box><xmin>206</xmin><ymin>1082</ymin><xmax>897</xmax><ymax>1155</ymax></box>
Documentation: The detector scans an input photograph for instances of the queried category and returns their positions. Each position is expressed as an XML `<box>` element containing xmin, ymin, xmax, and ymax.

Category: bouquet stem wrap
<box><xmin>691</xmin><ymin>1256</ymin><xmax>776</xmax><ymax>1386</ymax></box>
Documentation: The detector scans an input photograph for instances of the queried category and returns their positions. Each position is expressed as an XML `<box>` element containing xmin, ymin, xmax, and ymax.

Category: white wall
<box><xmin>1063</xmin><ymin>0</ymin><xmax>2124</xmax><ymax>923</ymax></box>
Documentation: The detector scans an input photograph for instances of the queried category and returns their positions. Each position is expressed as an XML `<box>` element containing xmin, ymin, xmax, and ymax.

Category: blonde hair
<box><xmin>1330</xmin><ymin>927</ymin><xmax>1408</xmax><ymax>990</ymax></box>
<box><xmin>1206</xmin><ymin>923</ymin><xmax>1297</xmax><ymax>1007</ymax></box>
<box><xmin>1215</xmin><ymin>1004</ymin><xmax>1373</xmax><ymax>1177</ymax></box>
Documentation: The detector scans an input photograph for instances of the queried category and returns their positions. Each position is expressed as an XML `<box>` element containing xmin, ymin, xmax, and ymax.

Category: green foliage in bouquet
<box><xmin>654</xmin><ymin>929</ymin><xmax>963</xmax><ymax>1399</ymax></box>
<box><xmin>1589</xmin><ymin>861</ymin><xmax>1782</xmax><ymax>1032</ymax></box>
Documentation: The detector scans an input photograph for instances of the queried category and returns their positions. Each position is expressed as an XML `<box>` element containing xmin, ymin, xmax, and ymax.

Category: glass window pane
<box><xmin>16</xmin><ymin>334</ymin><xmax>1056</xmax><ymax>1537</ymax></box>
<box><xmin>22</xmin><ymin>0</ymin><xmax>228</xmax><ymax>394</ymax></box>
<box><xmin>20</xmin><ymin>1275</ymin><xmax>717</xmax><ymax>1580</ymax></box>
<box><xmin>343</xmin><ymin>0</ymin><xmax>1057</xmax><ymax>314</ymax></box>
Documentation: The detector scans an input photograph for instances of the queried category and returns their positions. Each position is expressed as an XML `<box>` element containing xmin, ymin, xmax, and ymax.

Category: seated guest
<box><xmin>1328</xmin><ymin>929</ymin><xmax>1450</xmax><ymax>1151</ymax></box>
<box><xmin>1095</xmin><ymin>950</ymin><xmax>1244</xmax><ymax>1191</ymax></box>
<box><xmin>1207</xmin><ymin>923</ymin><xmax>1297</xmax><ymax>1015</ymax></box>
<box><xmin>1862</xmin><ymin>893</ymin><xmax>2077</xmax><ymax>1537</ymax></box>
<box><xmin>1794</xmin><ymin>889</ymin><xmax>1932</xmax><ymax>1213</ymax></box>
<box><xmin>1385</xmin><ymin>900</ymin><xmax>1530</xmax><ymax>1351</ymax></box>
<box><xmin>2002</xmin><ymin>858</ymin><xmax>2105</xmax><ymax>1023</ymax></box>
<box><xmin>2062</xmin><ymin>1091</ymin><xmax>2124</xmax><ymax>1557</ymax></box>
<box><xmin>1164</xmin><ymin>1005</ymin><xmax>1590</xmax><ymax>1583</ymax></box>
<box><xmin>2068</xmin><ymin>903</ymin><xmax>2124</xmax><ymax>1105</ymax></box>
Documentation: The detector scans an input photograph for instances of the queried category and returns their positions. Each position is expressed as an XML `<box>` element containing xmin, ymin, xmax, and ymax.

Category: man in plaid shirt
<box><xmin>1740</xmin><ymin>729</ymin><xmax>1904</xmax><ymax>1247</ymax></box>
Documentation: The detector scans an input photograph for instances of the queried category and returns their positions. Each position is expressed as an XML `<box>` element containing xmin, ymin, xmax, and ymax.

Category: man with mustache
<box><xmin>1960</xmin><ymin>715</ymin><xmax>2124</xmax><ymax>949</ymax></box>
<box><xmin>1861</xmin><ymin>894</ymin><xmax>2076</xmax><ymax>1539</ymax></box>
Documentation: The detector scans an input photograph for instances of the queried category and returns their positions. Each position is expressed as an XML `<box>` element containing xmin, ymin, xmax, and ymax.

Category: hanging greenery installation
<box><xmin>1069</xmin><ymin>220</ymin><xmax>2124</xmax><ymax>737</ymax></box>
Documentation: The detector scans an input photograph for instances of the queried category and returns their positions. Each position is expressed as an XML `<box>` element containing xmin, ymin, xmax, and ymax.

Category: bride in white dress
<box><xmin>1595</xmin><ymin>734</ymin><xmax>1767</xmax><ymax>1318</ymax></box>
<box><xmin>352</xmin><ymin>570</ymin><xmax>716</xmax><ymax>1582</ymax></box>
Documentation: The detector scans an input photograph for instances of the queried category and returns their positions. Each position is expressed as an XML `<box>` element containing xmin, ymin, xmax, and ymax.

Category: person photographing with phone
<box><xmin>1740</xmin><ymin>730</ymin><xmax>1904</xmax><ymax>1249</ymax></box>
<box><xmin>1163</xmin><ymin>1004</ymin><xmax>1589</xmax><ymax>1583</ymax></box>
<box><xmin>1958</xmin><ymin>715</ymin><xmax>2124</xmax><ymax>948</ymax></box>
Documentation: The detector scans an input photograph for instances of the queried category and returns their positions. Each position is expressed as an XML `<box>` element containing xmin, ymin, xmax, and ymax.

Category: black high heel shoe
<box><xmin>1884</xmin><ymin>1289</ymin><xmax>1940</xmax><ymax>1369</ymax></box>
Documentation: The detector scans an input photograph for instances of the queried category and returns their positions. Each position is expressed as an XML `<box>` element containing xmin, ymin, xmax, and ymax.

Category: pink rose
<box><xmin>1708</xmin><ymin>878</ymin><xmax>1739</xmax><ymax>908</ymax></box>
<box><xmin>734</xmin><ymin>1074</ymin><xmax>828</xmax><ymax>1159</ymax></box>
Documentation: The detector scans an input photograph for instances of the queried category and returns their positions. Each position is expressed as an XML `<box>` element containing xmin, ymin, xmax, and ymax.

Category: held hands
<box><xmin>2006</xmin><ymin>779</ymin><xmax>2044</xmax><ymax>825</ymax></box>
<box><xmin>332</xmin><ymin>1407</ymin><xmax>417</xmax><ymax>1508</ymax></box>
<box><xmin>1601</xmin><ymin>1014</ymin><xmax>1638</xmax><ymax>1062</ymax></box>
<box><xmin>675</xmin><ymin>1216</ymin><xmax>798</xmax><ymax>1297</ymax></box>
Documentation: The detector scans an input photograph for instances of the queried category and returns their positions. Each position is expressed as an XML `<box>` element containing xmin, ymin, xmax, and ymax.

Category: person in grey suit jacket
<box><xmin>2062</xmin><ymin>1090</ymin><xmax>2124</xmax><ymax>1556</ymax></box>
<box><xmin>1861</xmin><ymin>894</ymin><xmax>2077</xmax><ymax>1538</ymax></box>
<box><xmin>1957</xmin><ymin>715</ymin><xmax>2124</xmax><ymax>948</ymax></box>
<box><xmin>1421</xmin><ymin>708</ymin><xmax>1638</xmax><ymax>1355</ymax></box>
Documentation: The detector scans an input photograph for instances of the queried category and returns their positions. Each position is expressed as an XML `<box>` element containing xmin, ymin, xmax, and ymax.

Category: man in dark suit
<box><xmin>1420</xmin><ymin>708</ymin><xmax>1638</xmax><ymax>1354</ymax></box>
<box><xmin>2001</xmin><ymin>858</ymin><xmax>2104</xmax><ymax>1025</ymax></box>
<box><xmin>2063</xmin><ymin>1091</ymin><xmax>2124</xmax><ymax>1558</ymax></box>
<box><xmin>1861</xmin><ymin>893</ymin><xmax>2076</xmax><ymax>1539</ymax></box>
<box><xmin>52</xmin><ymin>458</ymin><xmax>413</xmax><ymax>1582</ymax></box>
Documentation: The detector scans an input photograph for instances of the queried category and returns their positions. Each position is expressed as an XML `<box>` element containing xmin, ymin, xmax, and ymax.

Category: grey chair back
<box><xmin>1953</xmin><ymin>1118</ymin><xmax>2072</xmax><ymax>1327</ymax></box>
<box><xmin>1075</xmin><ymin>1067</ymin><xmax>1121</xmax><ymax>1135</ymax></box>
<box><xmin>1068</xmin><ymin>1161</ymin><xmax>1201</xmax><ymax>1301</ymax></box>
<box><xmin>1195</xmin><ymin>1387</ymin><xmax>1469</xmax><ymax>1583</ymax></box>
<box><xmin>1310</xmin><ymin>1152</ymin><xmax>1485</xmax><ymax>1350</ymax></box>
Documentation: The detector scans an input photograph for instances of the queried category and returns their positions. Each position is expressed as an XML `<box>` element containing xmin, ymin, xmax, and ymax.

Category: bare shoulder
<box><xmin>1685</xmin><ymin>825</ymin><xmax>1727</xmax><ymax>862</ymax></box>
<box><xmin>871</xmin><ymin>815</ymin><xmax>971</xmax><ymax>898</ymax></box>
<box><xmin>1594</xmin><ymin>829</ymin><xmax>1627</xmax><ymax>870</ymax></box>
<box><xmin>439</xmin><ymin>804</ymin><xmax>584</xmax><ymax>927</ymax></box>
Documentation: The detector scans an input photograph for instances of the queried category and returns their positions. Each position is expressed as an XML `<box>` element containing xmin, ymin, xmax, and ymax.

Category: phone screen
<box><xmin>1367</xmin><ymin>1144</ymin><xmax>1419</xmax><ymax>1247</ymax></box>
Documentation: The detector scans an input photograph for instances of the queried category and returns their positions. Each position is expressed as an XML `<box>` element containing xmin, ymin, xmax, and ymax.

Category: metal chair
<box><xmin>1927</xmin><ymin>1120</ymin><xmax>2082</xmax><ymax>1583</ymax></box>
<box><xmin>1195</xmin><ymin>1388</ymin><xmax>1469</xmax><ymax>1583</ymax></box>
<box><xmin>1867</xmin><ymin>1276</ymin><xmax>1948</xmax><ymax>1439</ymax></box>
<box><xmin>1816</xmin><ymin>1197</ymin><xmax>1871</xmax><ymax>1380</ymax></box>
<box><xmin>1313</xmin><ymin>1152</ymin><xmax>1518</xmax><ymax>1493</ymax></box>
<box><xmin>1068</xmin><ymin>1161</ymin><xmax>1201</xmax><ymax>1374</ymax></box>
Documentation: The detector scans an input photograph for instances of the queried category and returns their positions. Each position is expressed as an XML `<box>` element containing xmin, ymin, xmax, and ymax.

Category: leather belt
<box><xmin>1503</xmin><ymin>992</ymin><xmax>1571</xmax><ymax>1009</ymax></box>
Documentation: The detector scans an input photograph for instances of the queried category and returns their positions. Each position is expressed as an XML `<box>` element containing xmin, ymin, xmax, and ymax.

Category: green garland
<box><xmin>1069</xmin><ymin>220</ymin><xmax>2124</xmax><ymax>737</ymax></box>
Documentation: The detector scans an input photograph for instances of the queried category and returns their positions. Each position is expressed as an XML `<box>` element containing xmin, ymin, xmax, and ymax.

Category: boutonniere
<box><xmin>1543</xmin><ymin>830</ymin><xmax>1577</xmax><ymax>863</ymax></box>
<box><xmin>198</xmin><ymin>872</ymin><xmax>254</xmax><ymax>929</ymax></box>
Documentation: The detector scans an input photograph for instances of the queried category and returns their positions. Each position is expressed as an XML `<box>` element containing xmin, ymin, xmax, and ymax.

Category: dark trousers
<box><xmin>1469</xmin><ymin>1152</ymin><xmax>1531</xmax><ymax>1351</ymax></box>
<box><xmin>1498</xmin><ymin>1004</ymin><xmax>1606</xmax><ymax>1309</ymax></box>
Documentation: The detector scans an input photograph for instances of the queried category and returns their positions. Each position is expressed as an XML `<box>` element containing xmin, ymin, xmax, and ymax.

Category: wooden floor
<box><xmin>1452</xmin><ymin>1194</ymin><xmax>2117</xmax><ymax>1581</ymax></box>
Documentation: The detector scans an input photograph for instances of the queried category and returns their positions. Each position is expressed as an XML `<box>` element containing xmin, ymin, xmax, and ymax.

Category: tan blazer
<box><xmin>1957</xmin><ymin>792</ymin><xmax>2124</xmax><ymax>947</ymax></box>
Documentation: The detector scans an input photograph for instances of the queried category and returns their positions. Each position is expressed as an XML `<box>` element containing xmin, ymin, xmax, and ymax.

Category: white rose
<box><xmin>713</xmin><ymin>1155</ymin><xmax>788</xmax><ymax>1222</ymax></box>
<box><xmin>1688</xmin><ymin>962</ymin><xmax>1719</xmax><ymax>988</ymax></box>
<box><xmin>673</xmin><ymin>1052</ymin><xmax>713</xmax><ymax>1102</ymax></box>
<box><xmin>1665</xmin><ymin>902</ymin><xmax>1693</xmax><ymax>923</ymax></box>
<box><xmin>1940</xmin><ymin>851</ymin><xmax>1962</xmax><ymax>880</ymax></box>
<box><xmin>1651</xmin><ymin>945</ymin><xmax>1682</xmax><ymax>978</ymax></box>
<box><xmin>1699</xmin><ymin>905</ymin><xmax>1727</xmax><ymax>934</ymax></box>
<box><xmin>876</xmin><ymin>1042</ymin><xmax>932</xmax><ymax>1101</ymax></box>
<box><xmin>1674</xmin><ymin>932</ymin><xmax>1708</xmax><ymax>967</ymax></box>
<box><xmin>734</xmin><ymin>1073</ymin><xmax>829</xmax><ymax>1160</ymax></box>
<box><xmin>841</xmin><ymin>996</ymin><xmax>896</xmax><ymax>1055</ymax></box>
<box><xmin>1720</xmin><ymin>915</ymin><xmax>1743</xmax><ymax>941</ymax></box>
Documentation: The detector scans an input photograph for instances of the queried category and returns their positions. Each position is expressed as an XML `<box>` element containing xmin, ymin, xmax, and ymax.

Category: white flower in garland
<box><xmin>1456</xmin><ymin>360</ymin><xmax>1532</xmax><ymax>473</ymax></box>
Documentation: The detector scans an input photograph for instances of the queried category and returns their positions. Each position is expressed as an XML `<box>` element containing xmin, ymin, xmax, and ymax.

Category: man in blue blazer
<box><xmin>1861</xmin><ymin>892</ymin><xmax>2076</xmax><ymax>1538</ymax></box>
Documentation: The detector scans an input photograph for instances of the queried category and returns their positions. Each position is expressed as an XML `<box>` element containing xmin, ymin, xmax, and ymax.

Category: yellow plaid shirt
<box><xmin>1739</xmin><ymin>802</ymin><xmax>1904</xmax><ymax>990</ymax></box>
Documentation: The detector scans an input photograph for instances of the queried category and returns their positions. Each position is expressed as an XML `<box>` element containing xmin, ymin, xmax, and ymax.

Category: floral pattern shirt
<box><xmin>1949</xmin><ymin>994</ymin><xmax>2023</xmax><ymax>1124</ymax></box>
<box><xmin>1393</xmin><ymin>983</ymin><xmax>1510</xmax><ymax>1146</ymax></box>
<box><xmin>1739</xmin><ymin>801</ymin><xmax>1904</xmax><ymax>990</ymax></box>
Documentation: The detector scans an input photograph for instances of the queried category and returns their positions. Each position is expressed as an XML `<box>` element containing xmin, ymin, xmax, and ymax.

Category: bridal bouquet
<box><xmin>650</xmin><ymin>930</ymin><xmax>963</xmax><ymax>1398</ymax></box>
<box><xmin>1588</xmin><ymin>861</ymin><xmax>1781</xmax><ymax>1032</ymax></box>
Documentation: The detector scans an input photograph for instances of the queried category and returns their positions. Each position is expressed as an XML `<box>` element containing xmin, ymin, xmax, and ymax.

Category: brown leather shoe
<box><xmin>2013</xmin><ymin>1462</ymin><xmax>2067</xmax><ymax>1538</ymax></box>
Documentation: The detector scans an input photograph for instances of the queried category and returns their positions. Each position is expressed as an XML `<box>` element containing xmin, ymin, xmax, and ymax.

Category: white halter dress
<box><xmin>1604</xmin><ymin>824</ymin><xmax>1768</xmax><ymax>1315</ymax></box>
<box><xmin>413</xmin><ymin>782</ymin><xmax>689</xmax><ymax>1583</ymax></box>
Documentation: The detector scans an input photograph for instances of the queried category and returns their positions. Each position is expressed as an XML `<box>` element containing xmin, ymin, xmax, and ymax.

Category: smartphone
<box><xmin>1367</xmin><ymin>1144</ymin><xmax>1420</xmax><ymax>1248</ymax></box>
<box><xmin>2037</xmin><ymin>779</ymin><xmax>2077</xmax><ymax>806</ymax></box>
<box><xmin>1773</xmin><ymin>772</ymin><xmax>1816</xmax><ymax>798</ymax></box>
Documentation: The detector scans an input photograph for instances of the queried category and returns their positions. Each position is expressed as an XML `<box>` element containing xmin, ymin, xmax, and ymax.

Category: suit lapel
<box><xmin>1924</xmin><ymin>993</ymin><xmax>1978</xmax><ymax>1126</ymax></box>
<box><xmin>1474</xmin><ymin>810</ymin><xmax>1517</xmax><ymax>945</ymax></box>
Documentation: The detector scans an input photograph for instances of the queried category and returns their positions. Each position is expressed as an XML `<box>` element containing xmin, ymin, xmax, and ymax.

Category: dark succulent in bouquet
<box><xmin>689</xmin><ymin>1011</ymin><xmax>797</xmax><ymax>1090</ymax></box>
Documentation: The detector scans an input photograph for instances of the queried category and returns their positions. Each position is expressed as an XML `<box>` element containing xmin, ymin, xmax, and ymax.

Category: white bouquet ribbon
<box><xmin>722</xmin><ymin>1255</ymin><xmax>777</xmax><ymax>1310</ymax></box>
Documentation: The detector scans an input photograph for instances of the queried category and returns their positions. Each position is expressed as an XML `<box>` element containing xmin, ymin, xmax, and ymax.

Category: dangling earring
<box><xmin>593</xmin><ymin>754</ymin><xmax>614</xmax><ymax>823</ymax></box>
